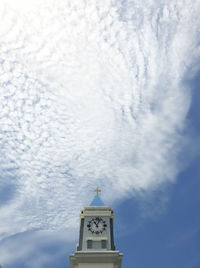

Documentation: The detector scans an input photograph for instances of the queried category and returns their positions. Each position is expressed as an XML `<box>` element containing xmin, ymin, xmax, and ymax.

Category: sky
<box><xmin>0</xmin><ymin>0</ymin><xmax>199</xmax><ymax>267</ymax></box>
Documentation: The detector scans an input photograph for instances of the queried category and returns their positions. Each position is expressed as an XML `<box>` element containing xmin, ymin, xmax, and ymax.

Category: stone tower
<box><xmin>69</xmin><ymin>189</ymin><xmax>123</xmax><ymax>268</ymax></box>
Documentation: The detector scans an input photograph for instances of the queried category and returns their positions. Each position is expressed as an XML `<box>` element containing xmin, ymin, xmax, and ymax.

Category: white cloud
<box><xmin>0</xmin><ymin>230</ymin><xmax>75</xmax><ymax>266</ymax></box>
<box><xmin>0</xmin><ymin>0</ymin><xmax>199</xmax><ymax>240</ymax></box>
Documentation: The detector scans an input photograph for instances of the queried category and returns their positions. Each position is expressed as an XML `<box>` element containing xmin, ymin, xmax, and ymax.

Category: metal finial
<box><xmin>94</xmin><ymin>187</ymin><xmax>101</xmax><ymax>195</ymax></box>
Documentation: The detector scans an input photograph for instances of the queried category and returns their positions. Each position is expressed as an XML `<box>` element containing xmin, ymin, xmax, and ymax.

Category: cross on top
<box><xmin>94</xmin><ymin>187</ymin><xmax>101</xmax><ymax>195</ymax></box>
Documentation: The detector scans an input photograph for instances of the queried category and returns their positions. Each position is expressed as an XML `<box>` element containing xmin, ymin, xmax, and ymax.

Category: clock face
<box><xmin>87</xmin><ymin>217</ymin><xmax>107</xmax><ymax>234</ymax></box>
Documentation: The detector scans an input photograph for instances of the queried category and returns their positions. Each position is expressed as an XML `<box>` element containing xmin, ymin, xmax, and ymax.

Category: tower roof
<box><xmin>90</xmin><ymin>194</ymin><xmax>105</xmax><ymax>206</ymax></box>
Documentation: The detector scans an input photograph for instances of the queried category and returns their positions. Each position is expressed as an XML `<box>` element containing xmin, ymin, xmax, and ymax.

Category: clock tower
<box><xmin>69</xmin><ymin>189</ymin><xmax>123</xmax><ymax>268</ymax></box>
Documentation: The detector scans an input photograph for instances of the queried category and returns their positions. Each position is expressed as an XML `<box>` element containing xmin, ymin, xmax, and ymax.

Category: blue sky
<box><xmin>0</xmin><ymin>0</ymin><xmax>199</xmax><ymax>267</ymax></box>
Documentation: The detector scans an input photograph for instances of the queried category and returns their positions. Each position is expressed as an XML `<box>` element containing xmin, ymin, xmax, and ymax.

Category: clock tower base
<box><xmin>70</xmin><ymin>251</ymin><xmax>123</xmax><ymax>268</ymax></box>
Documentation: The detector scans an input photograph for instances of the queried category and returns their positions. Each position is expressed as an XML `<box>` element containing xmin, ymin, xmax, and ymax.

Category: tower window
<box><xmin>101</xmin><ymin>240</ymin><xmax>107</xmax><ymax>249</ymax></box>
<box><xmin>87</xmin><ymin>240</ymin><xmax>92</xmax><ymax>249</ymax></box>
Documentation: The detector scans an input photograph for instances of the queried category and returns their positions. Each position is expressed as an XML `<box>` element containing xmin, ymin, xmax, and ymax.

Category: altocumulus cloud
<box><xmin>0</xmin><ymin>0</ymin><xmax>199</xmax><ymax>240</ymax></box>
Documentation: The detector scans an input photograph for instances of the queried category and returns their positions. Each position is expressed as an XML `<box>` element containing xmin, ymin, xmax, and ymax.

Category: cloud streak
<box><xmin>0</xmin><ymin>230</ymin><xmax>75</xmax><ymax>266</ymax></box>
<box><xmin>0</xmin><ymin>0</ymin><xmax>199</xmax><ymax>239</ymax></box>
